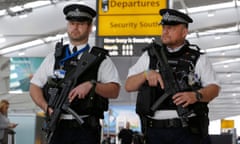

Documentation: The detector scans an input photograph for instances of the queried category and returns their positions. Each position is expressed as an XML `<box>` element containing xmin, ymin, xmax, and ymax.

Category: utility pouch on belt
<box><xmin>136</xmin><ymin>82</ymin><xmax>157</xmax><ymax>116</ymax></box>
<box><xmin>84</xmin><ymin>84</ymin><xmax>108</xmax><ymax>112</ymax></box>
<box><xmin>72</xmin><ymin>86</ymin><xmax>108</xmax><ymax>118</ymax></box>
<box><xmin>188</xmin><ymin>116</ymin><xmax>209</xmax><ymax>137</ymax></box>
<box><xmin>42</xmin><ymin>77</ymin><xmax>59</xmax><ymax>103</ymax></box>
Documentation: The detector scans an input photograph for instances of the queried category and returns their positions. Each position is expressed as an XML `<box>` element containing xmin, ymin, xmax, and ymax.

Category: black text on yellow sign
<box><xmin>98</xmin><ymin>0</ymin><xmax>166</xmax><ymax>15</ymax></box>
<box><xmin>98</xmin><ymin>15</ymin><xmax>162</xmax><ymax>36</ymax></box>
<box><xmin>97</xmin><ymin>0</ymin><xmax>167</xmax><ymax>36</ymax></box>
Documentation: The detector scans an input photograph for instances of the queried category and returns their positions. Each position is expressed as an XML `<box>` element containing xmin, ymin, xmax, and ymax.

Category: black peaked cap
<box><xmin>159</xmin><ymin>8</ymin><xmax>193</xmax><ymax>25</ymax></box>
<box><xmin>63</xmin><ymin>4</ymin><xmax>96</xmax><ymax>22</ymax></box>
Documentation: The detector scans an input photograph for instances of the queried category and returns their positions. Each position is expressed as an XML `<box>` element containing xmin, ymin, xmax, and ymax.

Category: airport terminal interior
<box><xmin>0</xmin><ymin>0</ymin><xmax>240</xmax><ymax>144</ymax></box>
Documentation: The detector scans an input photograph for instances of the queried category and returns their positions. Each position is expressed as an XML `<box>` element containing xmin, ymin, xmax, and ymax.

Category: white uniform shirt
<box><xmin>127</xmin><ymin>47</ymin><xmax>220</xmax><ymax>119</ymax></box>
<box><xmin>30</xmin><ymin>43</ymin><xmax>121</xmax><ymax>87</ymax></box>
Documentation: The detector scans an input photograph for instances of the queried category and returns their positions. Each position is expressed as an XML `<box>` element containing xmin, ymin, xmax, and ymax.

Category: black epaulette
<box><xmin>185</xmin><ymin>40</ymin><xmax>204</xmax><ymax>55</ymax></box>
<box><xmin>90</xmin><ymin>46</ymin><xmax>109</xmax><ymax>58</ymax></box>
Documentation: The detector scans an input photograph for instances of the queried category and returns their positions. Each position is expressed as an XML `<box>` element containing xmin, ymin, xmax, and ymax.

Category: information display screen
<box><xmin>9</xmin><ymin>57</ymin><xmax>44</xmax><ymax>93</ymax></box>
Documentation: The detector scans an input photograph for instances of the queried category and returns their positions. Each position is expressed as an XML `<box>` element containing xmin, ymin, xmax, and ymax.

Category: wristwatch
<box><xmin>194</xmin><ymin>91</ymin><xmax>203</xmax><ymax>102</ymax></box>
<box><xmin>90</xmin><ymin>80</ymin><xmax>97</xmax><ymax>88</ymax></box>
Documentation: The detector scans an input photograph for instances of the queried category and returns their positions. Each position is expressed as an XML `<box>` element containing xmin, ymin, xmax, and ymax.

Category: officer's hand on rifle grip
<box><xmin>172</xmin><ymin>91</ymin><xmax>199</xmax><ymax>108</ymax></box>
<box><xmin>68</xmin><ymin>81</ymin><xmax>94</xmax><ymax>102</ymax></box>
<box><xmin>45</xmin><ymin>106</ymin><xmax>53</xmax><ymax>116</ymax></box>
<box><xmin>144</xmin><ymin>70</ymin><xmax>164</xmax><ymax>89</ymax></box>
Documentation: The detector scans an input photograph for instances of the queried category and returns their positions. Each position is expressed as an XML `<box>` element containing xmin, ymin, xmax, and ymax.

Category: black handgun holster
<box><xmin>136</xmin><ymin>82</ymin><xmax>157</xmax><ymax>117</ymax></box>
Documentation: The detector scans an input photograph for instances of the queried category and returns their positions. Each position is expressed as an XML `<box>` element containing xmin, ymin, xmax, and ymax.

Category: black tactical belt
<box><xmin>147</xmin><ymin>118</ymin><xmax>182</xmax><ymax>128</ymax></box>
<box><xmin>59</xmin><ymin>115</ymin><xmax>99</xmax><ymax>128</ymax></box>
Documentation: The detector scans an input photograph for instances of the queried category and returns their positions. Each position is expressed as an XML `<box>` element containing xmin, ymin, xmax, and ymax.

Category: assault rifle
<box><xmin>42</xmin><ymin>47</ymin><xmax>107</xmax><ymax>144</ymax></box>
<box><xmin>148</xmin><ymin>41</ymin><xmax>194</xmax><ymax>127</ymax></box>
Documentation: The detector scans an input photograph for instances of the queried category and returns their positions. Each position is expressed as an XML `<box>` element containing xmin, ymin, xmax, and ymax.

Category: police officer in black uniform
<box><xmin>125</xmin><ymin>9</ymin><xmax>220</xmax><ymax>144</ymax></box>
<box><xmin>30</xmin><ymin>4</ymin><xmax>121</xmax><ymax>144</ymax></box>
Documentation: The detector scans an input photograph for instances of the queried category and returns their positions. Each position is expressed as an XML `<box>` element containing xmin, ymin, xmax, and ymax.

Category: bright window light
<box><xmin>19</xmin><ymin>14</ymin><xmax>28</xmax><ymax>18</ymax></box>
<box><xmin>0</xmin><ymin>39</ymin><xmax>44</xmax><ymax>55</ymax></box>
<box><xmin>24</xmin><ymin>1</ymin><xmax>51</xmax><ymax>9</ymax></box>
<box><xmin>0</xmin><ymin>9</ymin><xmax>7</xmax><ymax>16</ymax></box>
<box><xmin>92</xmin><ymin>25</ymin><xmax>96</xmax><ymax>32</ymax></box>
<box><xmin>18</xmin><ymin>52</ymin><xmax>25</xmax><ymax>56</ymax></box>
<box><xmin>10</xmin><ymin>65</ymin><xmax>15</xmax><ymax>71</ymax></box>
<box><xmin>226</xmin><ymin>74</ymin><xmax>232</xmax><ymax>78</ymax></box>
<box><xmin>207</xmin><ymin>10</ymin><xmax>215</xmax><ymax>17</ymax></box>
<box><xmin>9</xmin><ymin>6</ymin><xmax>24</xmax><ymax>12</ymax></box>
<box><xmin>10</xmin><ymin>73</ymin><xmax>18</xmax><ymax>79</ymax></box>
<box><xmin>76</xmin><ymin>1</ymin><xmax>85</xmax><ymax>5</ymax></box>
<box><xmin>205</xmin><ymin>44</ymin><xmax>240</xmax><ymax>53</ymax></box>
<box><xmin>44</xmin><ymin>33</ymin><xmax>67</xmax><ymax>42</ymax></box>
<box><xmin>223</xmin><ymin>65</ymin><xmax>228</xmax><ymax>68</ymax></box>
<box><xmin>188</xmin><ymin>25</ymin><xmax>238</xmax><ymax>39</ymax></box>
<box><xmin>0</xmin><ymin>37</ymin><xmax>6</xmax><ymax>43</ymax></box>
<box><xmin>2</xmin><ymin>0</ymin><xmax>53</xmax><ymax>17</ymax></box>
<box><xmin>199</xmin><ymin>26</ymin><xmax>236</xmax><ymax>37</ymax></box>
<box><xmin>213</xmin><ymin>58</ymin><xmax>240</xmax><ymax>65</ymax></box>
<box><xmin>208</xmin><ymin>13</ymin><xmax>215</xmax><ymax>17</ymax></box>
<box><xmin>179</xmin><ymin>1</ymin><xmax>234</xmax><ymax>13</ymax></box>
<box><xmin>214</xmin><ymin>36</ymin><xmax>221</xmax><ymax>40</ymax></box>
<box><xmin>9</xmin><ymin>90</ymin><xmax>23</xmax><ymax>94</ymax></box>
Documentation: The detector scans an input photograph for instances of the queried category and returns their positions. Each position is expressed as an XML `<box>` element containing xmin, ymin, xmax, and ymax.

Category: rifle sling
<box><xmin>58</xmin><ymin>51</ymin><xmax>98</xmax><ymax>118</ymax></box>
<box><xmin>45</xmin><ymin>50</ymin><xmax>104</xmax><ymax>143</ymax></box>
<box><xmin>160</xmin><ymin>46</ymin><xmax>169</xmax><ymax>66</ymax></box>
<box><xmin>149</xmin><ymin>45</ymin><xmax>176</xmax><ymax>112</ymax></box>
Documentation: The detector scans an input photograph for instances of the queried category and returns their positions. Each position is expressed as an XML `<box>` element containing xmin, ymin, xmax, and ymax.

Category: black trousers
<box><xmin>146</xmin><ymin>127</ymin><xmax>204</xmax><ymax>144</ymax></box>
<box><xmin>50</xmin><ymin>120</ymin><xmax>101</xmax><ymax>144</ymax></box>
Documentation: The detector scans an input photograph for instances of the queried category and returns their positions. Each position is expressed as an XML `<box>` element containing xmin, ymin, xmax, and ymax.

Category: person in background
<box><xmin>29</xmin><ymin>3</ymin><xmax>121</xmax><ymax>144</ymax></box>
<box><xmin>118</xmin><ymin>121</ymin><xmax>134</xmax><ymax>144</ymax></box>
<box><xmin>0</xmin><ymin>99</ymin><xmax>18</xmax><ymax>144</ymax></box>
<box><xmin>125</xmin><ymin>8</ymin><xmax>220</xmax><ymax>144</ymax></box>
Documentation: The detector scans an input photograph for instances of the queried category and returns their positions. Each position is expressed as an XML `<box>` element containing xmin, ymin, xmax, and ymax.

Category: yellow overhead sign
<box><xmin>221</xmin><ymin>119</ymin><xmax>234</xmax><ymax>129</ymax></box>
<box><xmin>98</xmin><ymin>0</ymin><xmax>165</xmax><ymax>15</ymax></box>
<box><xmin>98</xmin><ymin>15</ymin><xmax>162</xmax><ymax>36</ymax></box>
<box><xmin>97</xmin><ymin>0</ymin><xmax>167</xmax><ymax>36</ymax></box>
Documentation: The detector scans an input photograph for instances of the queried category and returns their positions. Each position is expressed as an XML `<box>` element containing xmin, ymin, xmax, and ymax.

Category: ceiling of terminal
<box><xmin>0</xmin><ymin>0</ymin><xmax>34</xmax><ymax>10</ymax></box>
<box><xmin>0</xmin><ymin>0</ymin><xmax>240</xmax><ymax>121</ymax></box>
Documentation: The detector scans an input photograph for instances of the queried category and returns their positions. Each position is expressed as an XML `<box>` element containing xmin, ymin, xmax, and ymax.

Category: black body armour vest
<box><xmin>148</xmin><ymin>43</ymin><xmax>208</xmax><ymax>116</ymax></box>
<box><xmin>43</xmin><ymin>45</ymin><xmax>108</xmax><ymax>118</ymax></box>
